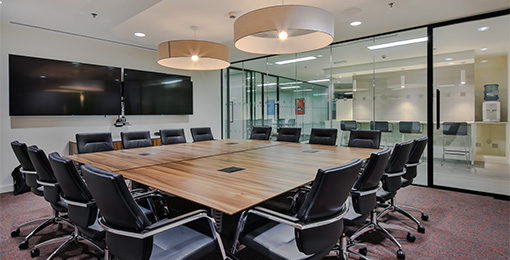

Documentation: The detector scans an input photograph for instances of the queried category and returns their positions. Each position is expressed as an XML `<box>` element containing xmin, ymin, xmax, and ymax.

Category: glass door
<box><xmin>432</xmin><ymin>15</ymin><xmax>509</xmax><ymax>196</ymax></box>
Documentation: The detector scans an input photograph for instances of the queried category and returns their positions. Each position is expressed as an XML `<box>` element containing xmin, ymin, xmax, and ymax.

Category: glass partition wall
<box><xmin>223</xmin><ymin>12</ymin><xmax>509</xmax><ymax>196</ymax></box>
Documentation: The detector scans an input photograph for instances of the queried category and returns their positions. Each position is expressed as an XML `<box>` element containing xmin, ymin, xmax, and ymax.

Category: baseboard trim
<box><xmin>0</xmin><ymin>185</ymin><xmax>13</xmax><ymax>194</ymax></box>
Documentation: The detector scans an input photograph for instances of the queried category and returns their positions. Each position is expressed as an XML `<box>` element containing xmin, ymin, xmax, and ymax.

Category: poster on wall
<box><xmin>267</xmin><ymin>99</ymin><xmax>275</xmax><ymax>115</ymax></box>
<box><xmin>295</xmin><ymin>98</ymin><xmax>305</xmax><ymax>115</ymax></box>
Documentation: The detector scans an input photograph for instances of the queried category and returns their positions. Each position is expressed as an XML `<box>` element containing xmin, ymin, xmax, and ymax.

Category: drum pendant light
<box><xmin>157</xmin><ymin>27</ymin><xmax>230</xmax><ymax>70</ymax></box>
<box><xmin>234</xmin><ymin>5</ymin><xmax>334</xmax><ymax>54</ymax></box>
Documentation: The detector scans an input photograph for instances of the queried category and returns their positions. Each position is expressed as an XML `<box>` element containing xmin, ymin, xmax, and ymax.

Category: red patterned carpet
<box><xmin>1</xmin><ymin>185</ymin><xmax>509</xmax><ymax>259</ymax></box>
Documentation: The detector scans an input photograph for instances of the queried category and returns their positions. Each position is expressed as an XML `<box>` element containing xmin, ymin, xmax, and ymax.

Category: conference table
<box><xmin>67</xmin><ymin>139</ymin><xmax>378</xmax><ymax>216</ymax></box>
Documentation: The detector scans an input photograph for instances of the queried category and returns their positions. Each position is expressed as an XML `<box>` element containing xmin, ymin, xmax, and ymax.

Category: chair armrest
<box><xmin>36</xmin><ymin>179</ymin><xmax>58</xmax><ymax>187</ymax></box>
<box><xmin>384</xmin><ymin>169</ymin><xmax>406</xmax><ymax>178</ymax></box>
<box><xmin>20</xmin><ymin>168</ymin><xmax>37</xmax><ymax>176</ymax></box>
<box><xmin>406</xmin><ymin>160</ymin><xmax>422</xmax><ymax>168</ymax></box>
<box><xmin>61</xmin><ymin>197</ymin><xmax>96</xmax><ymax>208</ymax></box>
<box><xmin>99</xmin><ymin>209</ymin><xmax>210</xmax><ymax>239</ymax></box>
<box><xmin>351</xmin><ymin>182</ymin><xmax>382</xmax><ymax>197</ymax></box>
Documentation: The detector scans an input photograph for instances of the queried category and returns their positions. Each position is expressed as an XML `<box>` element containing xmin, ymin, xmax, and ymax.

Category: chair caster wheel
<box><xmin>19</xmin><ymin>240</ymin><xmax>29</xmax><ymax>250</ymax></box>
<box><xmin>30</xmin><ymin>248</ymin><xmax>40</xmax><ymax>258</ymax></box>
<box><xmin>359</xmin><ymin>247</ymin><xmax>368</xmax><ymax>256</ymax></box>
<box><xmin>11</xmin><ymin>228</ymin><xmax>20</xmax><ymax>237</ymax></box>
<box><xmin>418</xmin><ymin>225</ymin><xmax>425</xmax><ymax>233</ymax></box>
<box><xmin>397</xmin><ymin>249</ymin><xmax>406</xmax><ymax>259</ymax></box>
<box><xmin>406</xmin><ymin>233</ymin><xmax>416</xmax><ymax>242</ymax></box>
<box><xmin>421</xmin><ymin>213</ymin><xmax>429</xmax><ymax>221</ymax></box>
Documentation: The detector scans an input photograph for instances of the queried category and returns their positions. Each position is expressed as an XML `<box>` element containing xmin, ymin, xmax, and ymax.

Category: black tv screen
<box><xmin>123</xmin><ymin>68</ymin><xmax>193</xmax><ymax>115</ymax></box>
<box><xmin>9</xmin><ymin>55</ymin><xmax>121</xmax><ymax>116</ymax></box>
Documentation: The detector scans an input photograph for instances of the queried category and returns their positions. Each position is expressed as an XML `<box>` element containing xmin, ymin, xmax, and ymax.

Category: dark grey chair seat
<box><xmin>121</xmin><ymin>131</ymin><xmax>152</xmax><ymax>149</ymax></box>
<box><xmin>190</xmin><ymin>127</ymin><xmax>214</xmax><ymax>142</ymax></box>
<box><xmin>76</xmin><ymin>132</ymin><xmax>114</xmax><ymax>154</ymax></box>
<box><xmin>308</xmin><ymin>128</ymin><xmax>337</xmax><ymax>146</ymax></box>
<box><xmin>276</xmin><ymin>127</ymin><xmax>301</xmax><ymax>143</ymax></box>
<box><xmin>160</xmin><ymin>128</ymin><xmax>187</xmax><ymax>145</ymax></box>
<box><xmin>250</xmin><ymin>126</ymin><xmax>272</xmax><ymax>140</ymax></box>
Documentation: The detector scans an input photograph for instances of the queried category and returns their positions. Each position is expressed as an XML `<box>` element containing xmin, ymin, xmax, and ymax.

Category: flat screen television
<box><xmin>123</xmin><ymin>68</ymin><xmax>193</xmax><ymax>115</ymax></box>
<box><xmin>9</xmin><ymin>55</ymin><xmax>121</xmax><ymax>116</ymax></box>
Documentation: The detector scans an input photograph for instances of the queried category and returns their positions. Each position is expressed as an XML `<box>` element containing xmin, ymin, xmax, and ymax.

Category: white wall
<box><xmin>0</xmin><ymin>23</ymin><xmax>222</xmax><ymax>193</ymax></box>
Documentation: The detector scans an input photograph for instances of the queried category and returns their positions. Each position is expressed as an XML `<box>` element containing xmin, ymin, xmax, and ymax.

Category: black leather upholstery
<box><xmin>348</xmin><ymin>130</ymin><xmax>381</xmax><ymax>149</ymax></box>
<box><xmin>75</xmin><ymin>132</ymin><xmax>114</xmax><ymax>154</ymax></box>
<box><xmin>190</xmin><ymin>127</ymin><xmax>214</xmax><ymax>142</ymax></box>
<box><xmin>121</xmin><ymin>131</ymin><xmax>152</xmax><ymax>149</ymax></box>
<box><xmin>160</xmin><ymin>128</ymin><xmax>186</xmax><ymax>145</ymax></box>
<box><xmin>11</xmin><ymin>141</ymin><xmax>41</xmax><ymax>195</ymax></box>
<box><xmin>377</xmin><ymin>140</ymin><xmax>414</xmax><ymax>202</ymax></box>
<box><xmin>276</xmin><ymin>127</ymin><xmax>301</xmax><ymax>142</ymax></box>
<box><xmin>239</xmin><ymin>159</ymin><xmax>362</xmax><ymax>259</ymax></box>
<box><xmin>370</xmin><ymin>121</ymin><xmax>392</xmax><ymax>132</ymax></box>
<box><xmin>82</xmin><ymin>164</ymin><xmax>219</xmax><ymax>260</ymax></box>
<box><xmin>443</xmin><ymin>122</ymin><xmax>468</xmax><ymax>136</ymax></box>
<box><xmin>399</xmin><ymin>121</ymin><xmax>422</xmax><ymax>134</ymax></box>
<box><xmin>344</xmin><ymin>148</ymin><xmax>391</xmax><ymax>226</ymax></box>
<box><xmin>27</xmin><ymin>146</ymin><xmax>67</xmax><ymax>212</ymax></box>
<box><xmin>308</xmin><ymin>128</ymin><xmax>337</xmax><ymax>146</ymax></box>
<box><xmin>250</xmin><ymin>126</ymin><xmax>272</xmax><ymax>140</ymax></box>
<box><xmin>402</xmin><ymin>137</ymin><xmax>428</xmax><ymax>186</ymax></box>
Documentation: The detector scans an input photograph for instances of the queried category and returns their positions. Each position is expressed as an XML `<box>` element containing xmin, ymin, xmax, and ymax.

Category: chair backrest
<box><xmin>403</xmin><ymin>137</ymin><xmax>428</xmax><ymax>181</ymax></box>
<box><xmin>399</xmin><ymin>121</ymin><xmax>421</xmax><ymax>134</ymax></box>
<box><xmin>82</xmin><ymin>164</ymin><xmax>153</xmax><ymax>260</ymax></box>
<box><xmin>308</xmin><ymin>128</ymin><xmax>338</xmax><ymax>146</ymax></box>
<box><xmin>276</xmin><ymin>127</ymin><xmax>301</xmax><ymax>142</ymax></box>
<box><xmin>11</xmin><ymin>141</ymin><xmax>39</xmax><ymax>192</ymax></box>
<box><xmin>160</xmin><ymin>128</ymin><xmax>187</xmax><ymax>145</ymax></box>
<box><xmin>340</xmin><ymin>120</ymin><xmax>357</xmax><ymax>131</ymax></box>
<box><xmin>348</xmin><ymin>130</ymin><xmax>381</xmax><ymax>149</ymax></box>
<box><xmin>351</xmin><ymin>148</ymin><xmax>391</xmax><ymax>215</ymax></box>
<box><xmin>287</xmin><ymin>118</ymin><xmax>296</xmax><ymax>126</ymax></box>
<box><xmin>249</xmin><ymin>126</ymin><xmax>272</xmax><ymax>140</ymax></box>
<box><xmin>121</xmin><ymin>131</ymin><xmax>152</xmax><ymax>149</ymax></box>
<box><xmin>295</xmin><ymin>159</ymin><xmax>362</xmax><ymax>255</ymax></box>
<box><xmin>27</xmin><ymin>145</ymin><xmax>61</xmax><ymax>205</ymax></box>
<box><xmin>190</xmin><ymin>127</ymin><xmax>214</xmax><ymax>142</ymax></box>
<box><xmin>76</xmin><ymin>132</ymin><xmax>114</xmax><ymax>154</ymax></box>
<box><xmin>370</xmin><ymin>121</ymin><xmax>390</xmax><ymax>132</ymax></box>
<box><xmin>49</xmin><ymin>152</ymin><xmax>98</xmax><ymax>228</ymax></box>
<box><xmin>443</xmin><ymin>122</ymin><xmax>468</xmax><ymax>136</ymax></box>
<box><xmin>382</xmin><ymin>140</ymin><xmax>414</xmax><ymax>192</ymax></box>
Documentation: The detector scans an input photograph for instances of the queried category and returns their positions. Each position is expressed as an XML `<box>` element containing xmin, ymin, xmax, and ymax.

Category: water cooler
<box><xmin>482</xmin><ymin>84</ymin><xmax>500</xmax><ymax>122</ymax></box>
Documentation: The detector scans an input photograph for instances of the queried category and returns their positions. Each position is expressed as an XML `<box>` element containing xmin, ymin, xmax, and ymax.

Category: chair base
<box><xmin>378</xmin><ymin>197</ymin><xmax>427</xmax><ymax>233</ymax></box>
<box><xmin>31</xmin><ymin>225</ymin><xmax>104</xmax><ymax>260</ymax></box>
<box><xmin>15</xmin><ymin>210</ymin><xmax>73</xmax><ymax>250</ymax></box>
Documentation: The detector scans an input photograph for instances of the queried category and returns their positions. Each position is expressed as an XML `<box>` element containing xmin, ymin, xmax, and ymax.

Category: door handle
<box><xmin>436</xmin><ymin>89</ymin><xmax>440</xmax><ymax>130</ymax></box>
<box><xmin>229</xmin><ymin>101</ymin><xmax>234</xmax><ymax>123</ymax></box>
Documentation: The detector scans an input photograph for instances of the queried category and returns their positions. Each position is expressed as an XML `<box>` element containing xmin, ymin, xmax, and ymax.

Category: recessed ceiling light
<box><xmin>481</xmin><ymin>60</ymin><xmax>488</xmax><ymax>63</ymax></box>
<box><xmin>367</xmin><ymin>37</ymin><xmax>428</xmax><ymax>50</ymax></box>
<box><xmin>477</xmin><ymin>26</ymin><xmax>490</xmax><ymax>31</ymax></box>
<box><xmin>308</xmin><ymin>79</ymin><xmax>330</xmax><ymax>83</ymax></box>
<box><xmin>480</xmin><ymin>47</ymin><xmax>488</xmax><ymax>51</ymax></box>
<box><xmin>134</xmin><ymin>32</ymin><xmax>146</xmax><ymax>37</ymax></box>
<box><xmin>350</xmin><ymin>21</ymin><xmax>362</xmax><ymax>26</ymax></box>
<box><xmin>444</xmin><ymin>58</ymin><xmax>453</xmax><ymax>61</ymax></box>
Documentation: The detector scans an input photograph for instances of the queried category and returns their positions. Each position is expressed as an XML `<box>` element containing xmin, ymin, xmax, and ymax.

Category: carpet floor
<box><xmin>1</xmin><ymin>185</ymin><xmax>509</xmax><ymax>259</ymax></box>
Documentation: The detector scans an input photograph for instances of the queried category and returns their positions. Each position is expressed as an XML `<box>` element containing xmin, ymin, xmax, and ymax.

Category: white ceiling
<box><xmin>1</xmin><ymin>0</ymin><xmax>508</xmax><ymax>62</ymax></box>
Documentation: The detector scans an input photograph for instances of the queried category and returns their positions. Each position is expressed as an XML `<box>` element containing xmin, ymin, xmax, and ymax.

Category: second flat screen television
<box><xmin>123</xmin><ymin>69</ymin><xmax>193</xmax><ymax>115</ymax></box>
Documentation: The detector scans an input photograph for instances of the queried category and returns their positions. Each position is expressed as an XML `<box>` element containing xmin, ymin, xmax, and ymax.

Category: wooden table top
<box><xmin>116</xmin><ymin>142</ymin><xmax>378</xmax><ymax>215</ymax></box>
<box><xmin>66</xmin><ymin>139</ymin><xmax>281</xmax><ymax>172</ymax></box>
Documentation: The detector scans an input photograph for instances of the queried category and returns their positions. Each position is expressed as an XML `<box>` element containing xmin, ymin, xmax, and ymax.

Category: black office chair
<box><xmin>29</xmin><ymin>152</ymin><xmax>105</xmax><ymax>259</ymax></box>
<box><xmin>276</xmin><ymin>127</ymin><xmax>301</xmax><ymax>143</ymax></box>
<box><xmin>308</xmin><ymin>128</ymin><xmax>338</xmax><ymax>146</ymax></box>
<box><xmin>231</xmin><ymin>159</ymin><xmax>362</xmax><ymax>260</ymax></box>
<box><xmin>348</xmin><ymin>130</ymin><xmax>381</xmax><ymax>149</ymax></box>
<box><xmin>75</xmin><ymin>132</ymin><xmax>114</xmax><ymax>154</ymax></box>
<box><xmin>442</xmin><ymin>122</ymin><xmax>470</xmax><ymax>168</ymax></box>
<box><xmin>340</xmin><ymin>120</ymin><xmax>357</xmax><ymax>146</ymax></box>
<box><xmin>379</xmin><ymin>137</ymin><xmax>429</xmax><ymax>235</ymax></box>
<box><xmin>399</xmin><ymin>121</ymin><xmax>422</xmax><ymax>142</ymax></box>
<box><xmin>121</xmin><ymin>131</ymin><xmax>152</xmax><ymax>149</ymax></box>
<box><xmin>10</xmin><ymin>141</ymin><xmax>70</xmax><ymax>250</ymax></box>
<box><xmin>190</xmin><ymin>127</ymin><xmax>214</xmax><ymax>142</ymax></box>
<box><xmin>374</xmin><ymin>140</ymin><xmax>415</xmax><ymax>259</ymax></box>
<box><xmin>160</xmin><ymin>128</ymin><xmax>187</xmax><ymax>145</ymax></box>
<box><xmin>341</xmin><ymin>148</ymin><xmax>391</xmax><ymax>260</ymax></box>
<box><xmin>81</xmin><ymin>164</ymin><xmax>226</xmax><ymax>260</ymax></box>
<box><xmin>249</xmin><ymin>126</ymin><xmax>272</xmax><ymax>140</ymax></box>
<box><xmin>287</xmin><ymin>118</ymin><xmax>296</xmax><ymax>127</ymax></box>
<box><xmin>370</xmin><ymin>121</ymin><xmax>392</xmax><ymax>147</ymax></box>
